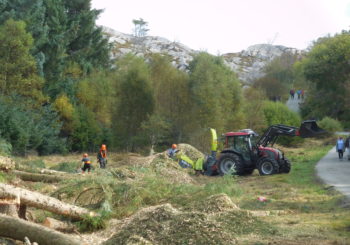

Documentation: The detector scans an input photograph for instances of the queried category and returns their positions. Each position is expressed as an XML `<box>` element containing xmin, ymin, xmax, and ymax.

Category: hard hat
<box><xmin>83</xmin><ymin>153</ymin><xmax>88</xmax><ymax>157</ymax></box>
<box><xmin>101</xmin><ymin>144</ymin><xmax>106</xmax><ymax>150</ymax></box>
<box><xmin>172</xmin><ymin>144</ymin><xmax>177</xmax><ymax>149</ymax></box>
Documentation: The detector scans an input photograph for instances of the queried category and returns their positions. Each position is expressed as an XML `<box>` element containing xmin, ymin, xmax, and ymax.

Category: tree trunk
<box><xmin>0</xmin><ymin>196</ymin><xmax>19</xmax><ymax>217</ymax></box>
<box><xmin>0</xmin><ymin>214</ymin><xmax>81</xmax><ymax>245</ymax></box>
<box><xmin>42</xmin><ymin>217</ymin><xmax>76</xmax><ymax>233</ymax></box>
<box><xmin>12</xmin><ymin>170</ymin><xmax>65</xmax><ymax>183</ymax></box>
<box><xmin>0</xmin><ymin>183</ymin><xmax>92</xmax><ymax>220</ymax></box>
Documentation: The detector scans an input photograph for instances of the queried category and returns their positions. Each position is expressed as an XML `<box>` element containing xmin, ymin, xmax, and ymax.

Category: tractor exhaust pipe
<box><xmin>299</xmin><ymin>120</ymin><xmax>325</xmax><ymax>138</ymax></box>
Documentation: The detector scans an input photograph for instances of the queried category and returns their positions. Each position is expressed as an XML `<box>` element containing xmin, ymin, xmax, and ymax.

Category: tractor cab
<box><xmin>223</xmin><ymin>129</ymin><xmax>259</xmax><ymax>163</ymax></box>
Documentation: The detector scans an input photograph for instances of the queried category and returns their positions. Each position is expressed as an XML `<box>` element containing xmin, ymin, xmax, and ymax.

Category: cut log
<box><xmin>42</xmin><ymin>217</ymin><xmax>76</xmax><ymax>233</ymax></box>
<box><xmin>0</xmin><ymin>214</ymin><xmax>81</xmax><ymax>245</ymax></box>
<box><xmin>0</xmin><ymin>195</ymin><xmax>19</xmax><ymax>217</ymax></box>
<box><xmin>12</xmin><ymin>170</ymin><xmax>65</xmax><ymax>183</ymax></box>
<box><xmin>0</xmin><ymin>183</ymin><xmax>93</xmax><ymax>220</ymax></box>
<box><xmin>39</xmin><ymin>169</ymin><xmax>68</xmax><ymax>175</ymax></box>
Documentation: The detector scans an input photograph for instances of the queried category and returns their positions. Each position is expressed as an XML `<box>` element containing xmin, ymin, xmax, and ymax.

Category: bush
<box><xmin>318</xmin><ymin>117</ymin><xmax>343</xmax><ymax>133</ymax></box>
<box><xmin>262</xmin><ymin>101</ymin><xmax>303</xmax><ymax>146</ymax></box>
<box><xmin>0</xmin><ymin>138</ymin><xmax>12</xmax><ymax>156</ymax></box>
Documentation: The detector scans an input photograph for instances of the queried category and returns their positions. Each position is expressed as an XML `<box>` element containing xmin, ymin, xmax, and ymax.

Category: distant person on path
<box><xmin>97</xmin><ymin>144</ymin><xmax>107</xmax><ymax>168</ymax></box>
<box><xmin>345</xmin><ymin>136</ymin><xmax>350</xmax><ymax>160</ymax></box>
<box><xmin>297</xmin><ymin>89</ymin><xmax>302</xmax><ymax>99</ymax></box>
<box><xmin>81</xmin><ymin>153</ymin><xmax>91</xmax><ymax>174</ymax></box>
<box><xmin>289</xmin><ymin>89</ymin><xmax>295</xmax><ymax>99</ymax></box>
<box><xmin>301</xmin><ymin>89</ymin><xmax>305</xmax><ymax>99</ymax></box>
<box><xmin>336</xmin><ymin>137</ymin><xmax>345</xmax><ymax>160</ymax></box>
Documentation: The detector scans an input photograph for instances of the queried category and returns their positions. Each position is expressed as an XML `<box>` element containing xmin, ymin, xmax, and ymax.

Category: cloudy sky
<box><xmin>91</xmin><ymin>0</ymin><xmax>350</xmax><ymax>54</ymax></box>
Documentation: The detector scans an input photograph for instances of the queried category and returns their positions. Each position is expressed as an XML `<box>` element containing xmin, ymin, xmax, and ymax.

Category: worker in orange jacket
<box><xmin>97</xmin><ymin>144</ymin><xmax>107</xmax><ymax>168</ymax></box>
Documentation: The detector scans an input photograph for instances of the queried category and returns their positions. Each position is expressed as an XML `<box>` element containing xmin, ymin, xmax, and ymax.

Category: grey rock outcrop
<box><xmin>104</xmin><ymin>27</ymin><xmax>303</xmax><ymax>84</ymax></box>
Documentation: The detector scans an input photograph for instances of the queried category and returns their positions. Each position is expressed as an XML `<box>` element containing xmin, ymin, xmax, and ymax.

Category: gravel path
<box><xmin>316</xmin><ymin>146</ymin><xmax>350</xmax><ymax>200</ymax></box>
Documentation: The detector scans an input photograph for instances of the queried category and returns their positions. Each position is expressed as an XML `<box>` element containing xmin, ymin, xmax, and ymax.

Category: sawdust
<box><xmin>0</xmin><ymin>156</ymin><xmax>15</xmax><ymax>171</ymax></box>
<box><xmin>197</xmin><ymin>194</ymin><xmax>240</xmax><ymax>213</ymax></box>
<box><xmin>102</xmin><ymin>203</ymin><xmax>237</xmax><ymax>245</ymax></box>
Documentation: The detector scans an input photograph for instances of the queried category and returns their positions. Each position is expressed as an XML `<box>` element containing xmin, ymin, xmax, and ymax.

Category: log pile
<box><xmin>0</xmin><ymin>183</ymin><xmax>93</xmax><ymax>220</ymax></box>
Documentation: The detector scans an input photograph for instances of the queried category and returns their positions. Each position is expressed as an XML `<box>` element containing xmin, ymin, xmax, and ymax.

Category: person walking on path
<box><xmin>345</xmin><ymin>136</ymin><xmax>350</xmax><ymax>160</ymax></box>
<box><xmin>289</xmin><ymin>89</ymin><xmax>295</xmax><ymax>99</ymax></box>
<box><xmin>336</xmin><ymin>137</ymin><xmax>345</xmax><ymax>159</ymax></box>
<box><xmin>297</xmin><ymin>89</ymin><xmax>302</xmax><ymax>99</ymax></box>
<box><xmin>301</xmin><ymin>89</ymin><xmax>305</xmax><ymax>99</ymax></box>
<box><xmin>97</xmin><ymin>144</ymin><xmax>107</xmax><ymax>168</ymax></box>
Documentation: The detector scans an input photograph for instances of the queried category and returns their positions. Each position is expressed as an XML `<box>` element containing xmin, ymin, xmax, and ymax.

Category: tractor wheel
<box><xmin>217</xmin><ymin>153</ymin><xmax>245</xmax><ymax>175</ymax></box>
<box><xmin>279</xmin><ymin>158</ymin><xmax>291</xmax><ymax>173</ymax></box>
<box><xmin>257</xmin><ymin>157</ymin><xmax>279</xmax><ymax>175</ymax></box>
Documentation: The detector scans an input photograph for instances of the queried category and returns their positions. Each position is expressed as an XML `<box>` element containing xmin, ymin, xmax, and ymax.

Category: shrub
<box><xmin>262</xmin><ymin>101</ymin><xmax>303</xmax><ymax>146</ymax></box>
<box><xmin>318</xmin><ymin>117</ymin><xmax>343</xmax><ymax>133</ymax></box>
<box><xmin>0</xmin><ymin>138</ymin><xmax>12</xmax><ymax>156</ymax></box>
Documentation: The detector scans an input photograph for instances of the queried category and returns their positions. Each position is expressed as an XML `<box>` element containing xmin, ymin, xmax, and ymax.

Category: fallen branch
<box><xmin>0</xmin><ymin>214</ymin><xmax>81</xmax><ymax>245</ymax></box>
<box><xmin>0</xmin><ymin>183</ymin><xmax>93</xmax><ymax>220</ymax></box>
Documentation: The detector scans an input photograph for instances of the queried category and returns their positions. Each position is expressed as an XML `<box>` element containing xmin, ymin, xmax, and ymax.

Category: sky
<box><xmin>91</xmin><ymin>0</ymin><xmax>350</xmax><ymax>54</ymax></box>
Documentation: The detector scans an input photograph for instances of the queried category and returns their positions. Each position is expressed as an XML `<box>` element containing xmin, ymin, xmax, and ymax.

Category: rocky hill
<box><xmin>104</xmin><ymin>27</ymin><xmax>303</xmax><ymax>84</ymax></box>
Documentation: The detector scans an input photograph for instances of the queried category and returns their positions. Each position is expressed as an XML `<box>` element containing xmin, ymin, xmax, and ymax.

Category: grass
<box><xmin>8</xmin><ymin>138</ymin><xmax>350</xmax><ymax>244</ymax></box>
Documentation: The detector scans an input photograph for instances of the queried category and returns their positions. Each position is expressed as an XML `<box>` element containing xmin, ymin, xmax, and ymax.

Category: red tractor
<box><xmin>203</xmin><ymin>120</ymin><xmax>324</xmax><ymax>176</ymax></box>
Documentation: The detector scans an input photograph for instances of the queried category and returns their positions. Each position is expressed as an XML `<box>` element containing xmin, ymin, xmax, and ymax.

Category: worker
<box><xmin>97</xmin><ymin>144</ymin><xmax>107</xmax><ymax>168</ymax></box>
<box><xmin>167</xmin><ymin>144</ymin><xmax>178</xmax><ymax>158</ymax></box>
<box><xmin>81</xmin><ymin>153</ymin><xmax>91</xmax><ymax>174</ymax></box>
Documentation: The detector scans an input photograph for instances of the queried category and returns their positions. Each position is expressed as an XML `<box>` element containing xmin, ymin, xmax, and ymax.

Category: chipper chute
<box><xmin>299</xmin><ymin>120</ymin><xmax>325</xmax><ymax>138</ymax></box>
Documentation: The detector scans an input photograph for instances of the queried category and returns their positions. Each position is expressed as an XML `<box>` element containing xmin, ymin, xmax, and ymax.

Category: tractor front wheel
<box><xmin>279</xmin><ymin>158</ymin><xmax>291</xmax><ymax>173</ymax></box>
<box><xmin>257</xmin><ymin>157</ymin><xmax>279</xmax><ymax>175</ymax></box>
<box><xmin>217</xmin><ymin>153</ymin><xmax>245</xmax><ymax>175</ymax></box>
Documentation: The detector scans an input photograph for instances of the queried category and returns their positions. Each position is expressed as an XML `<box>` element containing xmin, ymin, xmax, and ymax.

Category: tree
<box><xmin>149</xmin><ymin>54</ymin><xmax>190</xmax><ymax>142</ymax></box>
<box><xmin>187</xmin><ymin>52</ymin><xmax>244</xmax><ymax>150</ymax></box>
<box><xmin>297</xmin><ymin>32</ymin><xmax>350</xmax><ymax>124</ymax></box>
<box><xmin>113</xmin><ymin>54</ymin><xmax>154</xmax><ymax>151</ymax></box>
<box><xmin>132</xmin><ymin>18</ymin><xmax>149</xmax><ymax>37</ymax></box>
<box><xmin>0</xmin><ymin>0</ymin><xmax>111</xmax><ymax>99</ymax></box>
<box><xmin>0</xmin><ymin>19</ymin><xmax>45</xmax><ymax>103</ymax></box>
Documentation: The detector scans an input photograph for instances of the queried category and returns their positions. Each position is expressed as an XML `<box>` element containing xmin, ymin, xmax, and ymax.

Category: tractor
<box><xmin>175</xmin><ymin>120</ymin><xmax>324</xmax><ymax>176</ymax></box>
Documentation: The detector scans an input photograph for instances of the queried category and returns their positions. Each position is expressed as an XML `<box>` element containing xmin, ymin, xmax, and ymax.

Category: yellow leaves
<box><xmin>54</xmin><ymin>94</ymin><xmax>75</xmax><ymax>121</ymax></box>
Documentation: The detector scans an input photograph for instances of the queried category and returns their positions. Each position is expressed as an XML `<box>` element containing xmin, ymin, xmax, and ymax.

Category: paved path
<box><xmin>316</xmin><ymin>147</ymin><xmax>350</xmax><ymax>199</ymax></box>
<box><xmin>286</xmin><ymin>97</ymin><xmax>302</xmax><ymax>113</ymax></box>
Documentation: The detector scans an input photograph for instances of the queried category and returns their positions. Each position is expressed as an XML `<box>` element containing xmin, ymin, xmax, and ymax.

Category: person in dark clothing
<box><xmin>97</xmin><ymin>144</ymin><xmax>107</xmax><ymax>168</ymax></box>
<box><xmin>81</xmin><ymin>153</ymin><xmax>91</xmax><ymax>173</ymax></box>
<box><xmin>289</xmin><ymin>89</ymin><xmax>295</xmax><ymax>99</ymax></box>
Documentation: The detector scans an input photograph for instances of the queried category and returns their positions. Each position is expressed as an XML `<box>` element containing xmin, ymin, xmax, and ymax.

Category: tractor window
<box><xmin>227</xmin><ymin>136</ymin><xmax>250</xmax><ymax>159</ymax></box>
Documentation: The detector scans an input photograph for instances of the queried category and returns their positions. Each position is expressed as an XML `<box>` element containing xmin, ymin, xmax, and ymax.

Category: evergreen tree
<box><xmin>0</xmin><ymin>19</ymin><xmax>45</xmax><ymax>103</ymax></box>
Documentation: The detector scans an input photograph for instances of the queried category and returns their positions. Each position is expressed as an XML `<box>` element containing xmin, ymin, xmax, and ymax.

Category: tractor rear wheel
<box><xmin>217</xmin><ymin>153</ymin><xmax>245</xmax><ymax>175</ymax></box>
<box><xmin>257</xmin><ymin>157</ymin><xmax>279</xmax><ymax>175</ymax></box>
<box><xmin>279</xmin><ymin>158</ymin><xmax>291</xmax><ymax>173</ymax></box>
